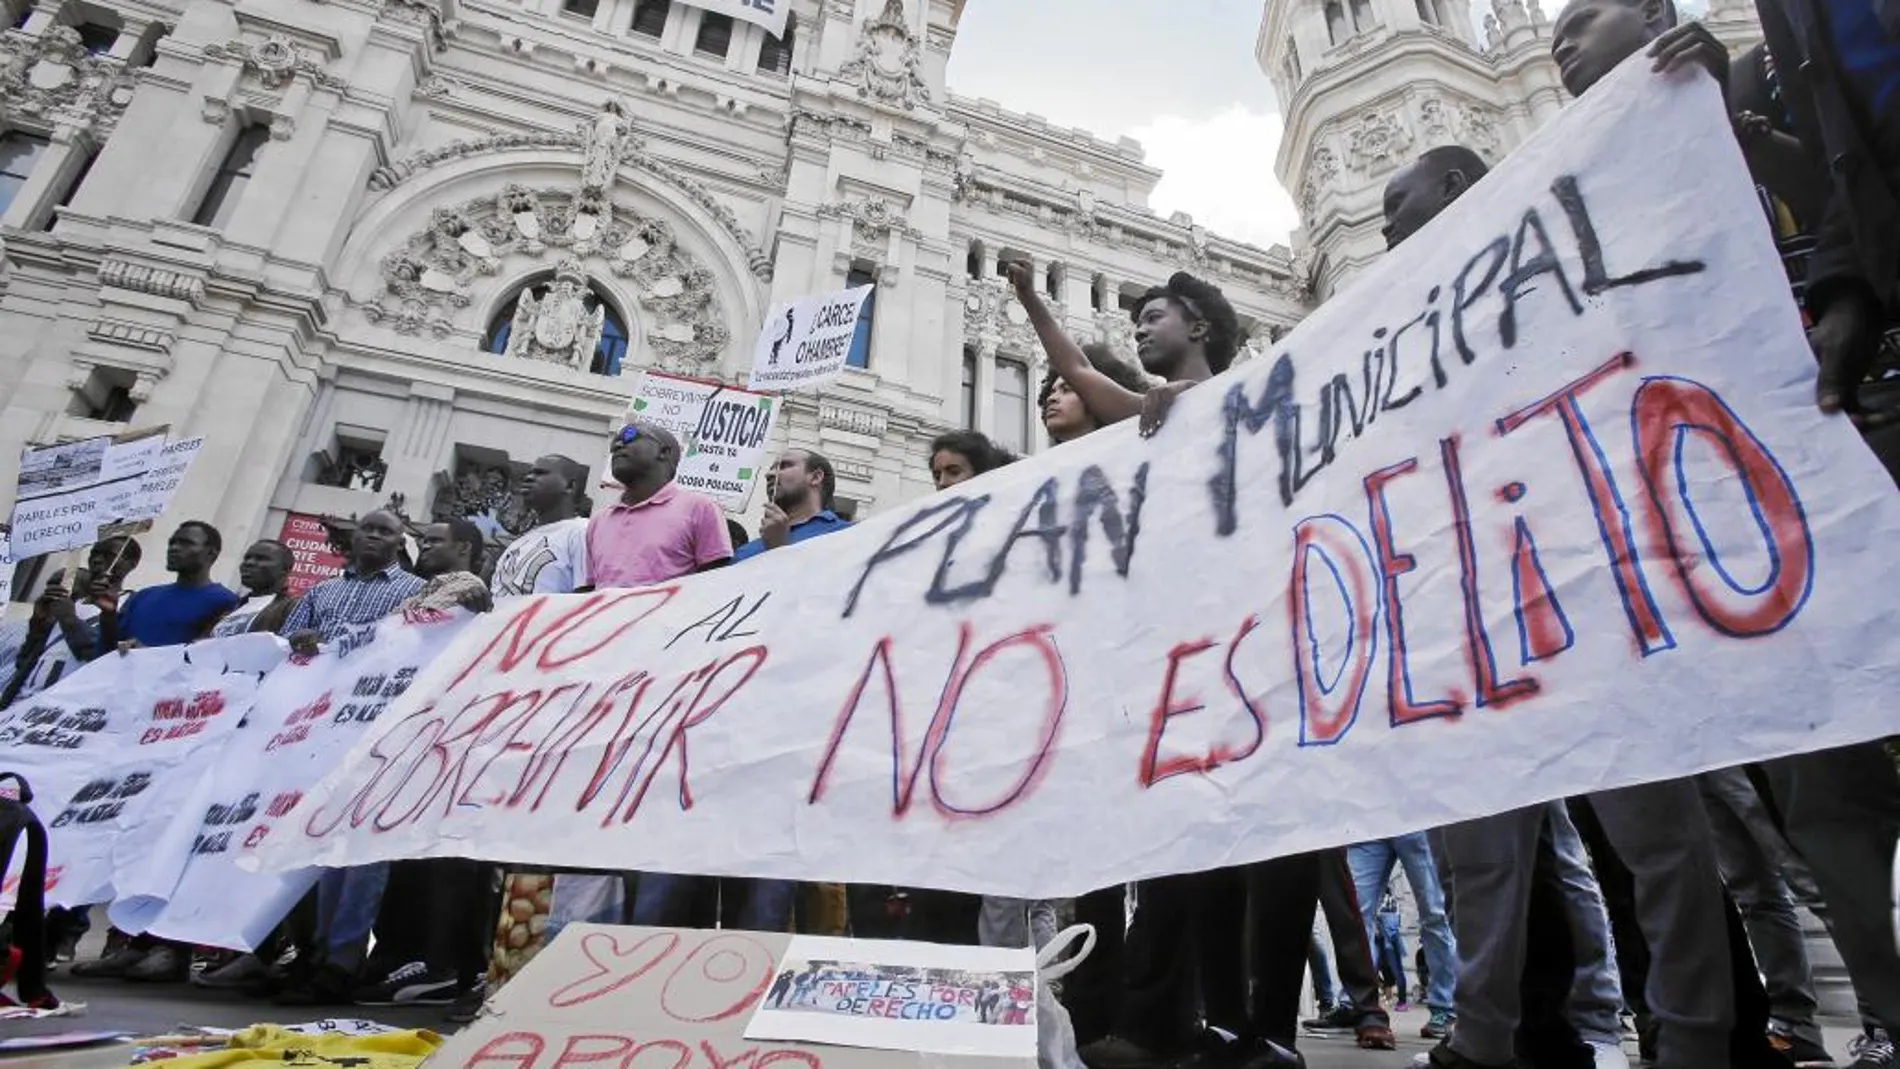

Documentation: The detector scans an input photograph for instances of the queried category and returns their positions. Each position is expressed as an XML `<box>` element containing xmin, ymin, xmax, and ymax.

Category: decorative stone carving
<box><xmin>98</xmin><ymin>258</ymin><xmax>207</xmax><ymax>305</ymax></box>
<box><xmin>1460</xmin><ymin>104</ymin><xmax>1503</xmax><ymax>157</ymax></box>
<box><xmin>269</xmin><ymin>113</ymin><xmax>296</xmax><ymax>140</ymax></box>
<box><xmin>819</xmin><ymin>402</ymin><xmax>888</xmax><ymax>438</ymax></box>
<box><xmin>365</xmin><ymin>104</ymin><xmax>770</xmax><ymax>281</ymax></box>
<box><xmin>87</xmin><ymin>318</ymin><xmax>175</xmax><ymax>353</ymax></box>
<box><xmin>203</xmin><ymin>34</ymin><xmax>345</xmax><ymax>91</ymax></box>
<box><xmin>1484</xmin><ymin>12</ymin><xmax>1503</xmax><ymax>49</ymax></box>
<box><xmin>1345</xmin><ymin>110</ymin><xmax>1413</xmax><ymax>174</ymax></box>
<box><xmin>381</xmin><ymin>0</ymin><xmax>448</xmax><ymax>52</ymax></box>
<box><xmin>579</xmin><ymin>98</ymin><xmax>631</xmax><ymax>193</ymax></box>
<box><xmin>415</xmin><ymin>73</ymin><xmax>459</xmax><ymax>98</ymax></box>
<box><xmin>1418</xmin><ymin>96</ymin><xmax>1450</xmax><ymax>138</ymax></box>
<box><xmin>818</xmin><ymin>196</ymin><xmax>921</xmax><ymax>254</ymax></box>
<box><xmin>0</xmin><ymin>26</ymin><xmax>137</xmax><ymax>135</ymax></box>
<box><xmin>1494</xmin><ymin>0</ymin><xmax>1530</xmax><ymax>33</ymax></box>
<box><xmin>433</xmin><ymin>458</ymin><xmax>532</xmax><ymax>537</ymax></box>
<box><xmin>367</xmin><ymin>185</ymin><xmax>729</xmax><ymax>372</ymax></box>
<box><xmin>836</xmin><ymin>0</ymin><xmax>929</xmax><ymax>110</ymax></box>
<box><xmin>503</xmin><ymin>259</ymin><xmax>604</xmax><ymax>371</ymax></box>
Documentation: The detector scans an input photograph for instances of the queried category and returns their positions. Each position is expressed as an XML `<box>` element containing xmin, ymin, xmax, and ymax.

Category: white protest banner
<box><xmin>262</xmin><ymin>64</ymin><xmax>1900</xmax><ymax>898</ymax></box>
<box><xmin>116</xmin><ymin>613</ymin><xmax>476</xmax><ymax>950</ymax></box>
<box><xmin>0</xmin><ymin>530</ymin><xmax>12</xmax><ymax>606</ymax></box>
<box><xmin>0</xmin><ymin>634</ymin><xmax>283</xmax><ymax>908</ymax></box>
<box><xmin>749</xmin><ymin>286</ymin><xmax>874</xmax><ymax>393</ymax></box>
<box><xmin>8</xmin><ymin>427</ymin><xmax>175</xmax><ymax>557</ymax></box>
<box><xmin>679</xmin><ymin>0</ymin><xmax>790</xmax><ymax>38</ymax></box>
<box><xmin>96</xmin><ymin>436</ymin><xmax>205</xmax><ymax>529</ymax></box>
<box><xmin>622</xmin><ymin>371</ymin><xmax>780</xmax><ymax>509</ymax></box>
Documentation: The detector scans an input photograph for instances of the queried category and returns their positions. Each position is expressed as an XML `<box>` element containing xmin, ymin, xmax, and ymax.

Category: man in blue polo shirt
<box><xmin>734</xmin><ymin>449</ymin><xmax>852</xmax><ymax>561</ymax></box>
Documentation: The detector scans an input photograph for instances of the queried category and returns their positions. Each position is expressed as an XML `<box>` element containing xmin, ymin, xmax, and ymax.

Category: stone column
<box><xmin>973</xmin><ymin>339</ymin><xmax>996</xmax><ymax>436</ymax></box>
<box><xmin>382</xmin><ymin>383</ymin><xmax>457</xmax><ymax>515</ymax></box>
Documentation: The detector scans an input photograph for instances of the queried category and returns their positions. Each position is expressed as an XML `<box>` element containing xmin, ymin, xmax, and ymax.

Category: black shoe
<box><xmin>1299</xmin><ymin>1003</ymin><xmax>1359</xmax><ymax>1034</ymax></box>
<box><xmin>352</xmin><ymin>961</ymin><xmax>459</xmax><ymax>1007</ymax></box>
<box><xmin>70</xmin><ymin>945</ymin><xmax>148</xmax><ymax>979</ymax></box>
<box><xmin>1081</xmin><ymin>1036</ymin><xmax>1168</xmax><ymax>1069</ymax></box>
<box><xmin>273</xmin><ymin>964</ymin><xmax>356</xmax><ymax>1007</ymax></box>
<box><xmin>1235</xmin><ymin>1040</ymin><xmax>1305</xmax><ymax>1069</ymax></box>
<box><xmin>444</xmin><ymin>980</ymin><xmax>490</xmax><ymax>1025</ymax></box>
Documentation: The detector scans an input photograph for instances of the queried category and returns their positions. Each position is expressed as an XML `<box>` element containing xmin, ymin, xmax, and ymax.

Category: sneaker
<box><xmin>444</xmin><ymin>979</ymin><xmax>490</xmax><ymax>1024</ymax></box>
<box><xmin>1766</xmin><ymin>1023</ymin><xmax>1835</xmax><ymax>1068</ymax></box>
<box><xmin>1396</xmin><ymin>1001</ymin><xmax>1413</xmax><ymax>1013</ymax></box>
<box><xmin>1300</xmin><ymin>1003</ymin><xmax>1359</xmax><ymax>1034</ymax></box>
<box><xmin>1079</xmin><ymin>1035</ymin><xmax>1167</xmax><ymax>1069</ymax></box>
<box><xmin>1422</xmin><ymin>1010</ymin><xmax>1455</xmax><ymax>1039</ymax></box>
<box><xmin>353</xmin><ymin>961</ymin><xmax>459</xmax><ymax>1006</ymax></box>
<box><xmin>1356</xmin><ymin>1023</ymin><xmax>1397</xmax><ymax>1051</ymax></box>
<box><xmin>194</xmin><ymin>953</ymin><xmax>271</xmax><ymax>990</ymax></box>
<box><xmin>125</xmin><ymin>944</ymin><xmax>189</xmax><ymax>982</ymax></box>
<box><xmin>1849</xmin><ymin>1028</ymin><xmax>1894</xmax><ymax>1069</ymax></box>
<box><xmin>70</xmin><ymin>944</ymin><xmax>148</xmax><ymax>979</ymax></box>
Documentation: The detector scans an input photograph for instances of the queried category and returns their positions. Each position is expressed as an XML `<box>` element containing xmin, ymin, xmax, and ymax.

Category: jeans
<box><xmin>1376</xmin><ymin>913</ymin><xmax>1408</xmax><ymax>995</ymax></box>
<box><xmin>316</xmin><ymin>862</ymin><xmax>390</xmax><ymax>971</ymax></box>
<box><xmin>1347</xmin><ymin>833</ymin><xmax>1457</xmax><ymax>1011</ymax></box>
<box><xmin>1308</xmin><ymin>928</ymin><xmax>1336</xmax><ymax>1008</ymax></box>
<box><xmin>1545</xmin><ymin>801</ymin><xmax>1624</xmax><ymax>1047</ymax></box>
<box><xmin>632</xmin><ymin>874</ymin><xmax>796</xmax><ymax>932</ymax></box>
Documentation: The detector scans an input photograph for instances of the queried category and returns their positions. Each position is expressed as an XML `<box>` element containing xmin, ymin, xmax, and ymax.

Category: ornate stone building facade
<box><xmin>0</xmin><ymin>0</ymin><xmax>1315</xmax><ymax>594</ymax></box>
<box><xmin>1259</xmin><ymin>0</ymin><xmax>1763</xmax><ymax>297</ymax></box>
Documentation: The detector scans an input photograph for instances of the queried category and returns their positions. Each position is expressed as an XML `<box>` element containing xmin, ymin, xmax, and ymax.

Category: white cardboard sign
<box><xmin>748</xmin><ymin>286</ymin><xmax>874</xmax><ymax>393</ymax></box>
<box><xmin>620</xmin><ymin>371</ymin><xmax>779</xmax><ymax>510</ymax></box>
<box><xmin>260</xmin><ymin>65</ymin><xmax>1900</xmax><ymax>898</ymax></box>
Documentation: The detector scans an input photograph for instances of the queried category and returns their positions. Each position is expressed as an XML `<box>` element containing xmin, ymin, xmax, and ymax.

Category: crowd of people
<box><xmin>4</xmin><ymin>4</ymin><xmax>1900</xmax><ymax>1069</ymax></box>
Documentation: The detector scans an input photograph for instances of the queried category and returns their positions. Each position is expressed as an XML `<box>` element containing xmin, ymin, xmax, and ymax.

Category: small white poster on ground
<box><xmin>748</xmin><ymin>285</ymin><xmax>874</xmax><ymax>393</ymax></box>
<box><xmin>745</xmin><ymin>936</ymin><xmax>1037</xmax><ymax>1058</ymax></box>
<box><xmin>620</xmin><ymin>371</ymin><xmax>779</xmax><ymax>510</ymax></box>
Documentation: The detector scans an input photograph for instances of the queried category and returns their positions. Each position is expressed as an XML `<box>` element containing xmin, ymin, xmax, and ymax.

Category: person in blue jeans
<box><xmin>1374</xmin><ymin>893</ymin><xmax>1410</xmax><ymax>1011</ymax></box>
<box><xmin>1347</xmin><ymin>832</ymin><xmax>1458</xmax><ymax>1036</ymax></box>
<box><xmin>632</xmin><ymin>449</ymin><xmax>852</xmax><ymax>932</ymax></box>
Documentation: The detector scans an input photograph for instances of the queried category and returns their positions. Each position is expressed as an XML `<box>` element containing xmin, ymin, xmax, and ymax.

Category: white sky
<box><xmin>945</xmin><ymin>0</ymin><xmax>1302</xmax><ymax>250</ymax></box>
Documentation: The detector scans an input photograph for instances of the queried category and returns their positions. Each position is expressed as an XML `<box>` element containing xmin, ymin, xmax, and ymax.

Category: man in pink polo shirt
<box><xmin>586</xmin><ymin>420</ymin><xmax>732</xmax><ymax>588</ymax></box>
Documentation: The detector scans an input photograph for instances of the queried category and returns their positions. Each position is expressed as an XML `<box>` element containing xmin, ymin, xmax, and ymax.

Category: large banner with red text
<box><xmin>256</xmin><ymin>63</ymin><xmax>1900</xmax><ymax>898</ymax></box>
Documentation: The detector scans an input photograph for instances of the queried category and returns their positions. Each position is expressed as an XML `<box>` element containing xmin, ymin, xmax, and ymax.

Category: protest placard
<box><xmin>279</xmin><ymin>513</ymin><xmax>347</xmax><ymax>597</ymax></box>
<box><xmin>428</xmin><ymin>925</ymin><xmax>1029</xmax><ymax>1069</ymax></box>
<box><xmin>621</xmin><ymin>371</ymin><xmax>779</xmax><ymax>510</ymax></box>
<box><xmin>746</xmin><ymin>937</ymin><xmax>1037</xmax><ymax>1058</ymax></box>
<box><xmin>748</xmin><ymin>286</ymin><xmax>875</xmax><ymax>393</ymax></box>
<box><xmin>0</xmin><ymin>530</ymin><xmax>12</xmax><ymax>606</ymax></box>
<box><xmin>116</xmin><ymin>613</ymin><xmax>476</xmax><ymax>949</ymax></box>
<box><xmin>679</xmin><ymin>0</ymin><xmax>789</xmax><ymax>37</ymax></box>
<box><xmin>260</xmin><ymin>65</ymin><xmax>1900</xmax><ymax>898</ymax></box>
<box><xmin>7</xmin><ymin>426</ymin><xmax>185</xmax><ymax>558</ymax></box>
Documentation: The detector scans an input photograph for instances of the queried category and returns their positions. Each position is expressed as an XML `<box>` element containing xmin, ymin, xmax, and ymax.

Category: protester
<box><xmin>272</xmin><ymin>509</ymin><xmax>424</xmax><ymax>1005</ymax></box>
<box><xmin>738</xmin><ymin>450</ymin><xmax>852</xmax><ymax>559</ymax></box>
<box><xmin>0</xmin><ymin>535</ymin><xmax>141</xmax><ymax>709</ymax></box>
<box><xmin>1346</xmin><ymin>833</ymin><xmax>1457</xmax><ymax>1036</ymax></box>
<box><xmin>927</xmin><ymin>430</ymin><xmax>1014</xmax><ymax>491</ymax></box>
<box><xmin>403</xmin><ymin>519</ymin><xmax>492</xmax><ymax>615</ymax></box>
<box><xmin>490</xmin><ymin>455</ymin><xmax>591</xmax><ymax>596</ymax></box>
<box><xmin>1039</xmin><ymin>344</ymin><xmax>1151</xmax><ymax>445</ymax></box>
<box><xmin>585</xmin><ymin>421</ymin><xmax>731</xmax><ymax>589</ymax></box>
<box><xmin>208</xmin><ymin>540</ymin><xmax>297</xmax><ymax>637</ymax></box>
<box><xmin>1374</xmin><ymin>893</ymin><xmax>1409</xmax><ymax>1011</ymax></box>
<box><xmin>103</xmin><ymin>522</ymin><xmax>240</xmax><ymax>649</ymax></box>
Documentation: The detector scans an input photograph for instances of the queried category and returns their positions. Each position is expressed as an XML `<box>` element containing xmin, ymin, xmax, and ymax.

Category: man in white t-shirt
<box><xmin>209</xmin><ymin>540</ymin><xmax>297</xmax><ymax>638</ymax></box>
<box><xmin>490</xmin><ymin>455</ymin><xmax>590</xmax><ymax>597</ymax></box>
<box><xmin>0</xmin><ymin>535</ymin><xmax>143</xmax><ymax>708</ymax></box>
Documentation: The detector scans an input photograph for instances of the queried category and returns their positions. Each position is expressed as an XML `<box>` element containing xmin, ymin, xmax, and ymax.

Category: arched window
<box><xmin>1325</xmin><ymin>0</ymin><xmax>1348</xmax><ymax>43</ymax></box>
<box><xmin>482</xmin><ymin>275</ymin><xmax>632</xmax><ymax>376</ymax></box>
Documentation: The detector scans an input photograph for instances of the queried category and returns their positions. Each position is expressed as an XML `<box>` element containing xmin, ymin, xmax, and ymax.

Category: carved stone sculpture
<box><xmin>503</xmin><ymin>260</ymin><xmax>604</xmax><ymax>371</ymax></box>
<box><xmin>837</xmin><ymin>0</ymin><xmax>930</xmax><ymax>109</ymax></box>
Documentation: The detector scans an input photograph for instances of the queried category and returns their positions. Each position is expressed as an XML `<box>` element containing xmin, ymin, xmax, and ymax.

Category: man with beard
<box><xmin>735</xmin><ymin>449</ymin><xmax>851</xmax><ymax>561</ymax></box>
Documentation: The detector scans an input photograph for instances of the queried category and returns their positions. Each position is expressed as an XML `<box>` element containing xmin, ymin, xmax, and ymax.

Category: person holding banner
<box><xmin>490</xmin><ymin>456</ymin><xmax>592</xmax><ymax>597</ymax></box>
<box><xmin>585</xmin><ymin>421</ymin><xmax>731</xmax><ymax>590</ymax></box>
<box><xmin>207</xmin><ymin>541</ymin><xmax>297</xmax><ymax>638</ymax></box>
<box><xmin>104</xmin><ymin>522</ymin><xmax>240</xmax><ymax>650</ymax></box>
<box><xmin>0</xmin><ymin>535</ymin><xmax>141</xmax><ymax>710</ymax></box>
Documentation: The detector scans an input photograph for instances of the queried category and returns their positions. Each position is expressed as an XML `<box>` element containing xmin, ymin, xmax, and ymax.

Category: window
<box><xmin>68</xmin><ymin>366</ymin><xmax>138</xmax><ymax>423</ymax></box>
<box><xmin>1045</xmin><ymin>262</ymin><xmax>1064</xmax><ymax>301</ymax></box>
<box><xmin>1090</xmin><ymin>273</ymin><xmax>1107</xmax><ymax>312</ymax></box>
<box><xmin>630</xmin><ymin>0</ymin><xmax>670</xmax><ymax>36</ymax></box>
<box><xmin>1413</xmin><ymin>0</ymin><xmax>1436</xmax><ymax>22</ymax></box>
<box><xmin>960</xmin><ymin>347</ymin><xmax>977</xmax><ymax>429</ymax></box>
<box><xmin>317</xmin><ymin>444</ymin><xmax>388</xmax><ymax>491</ymax></box>
<box><xmin>993</xmin><ymin>359</ymin><xmax>1029</xmax><ymax>456</ymax></box>
<box><xmin>1350</xmin><ymin>0</ymin><xmax>1375</xmax><ymax>31</ymax></box>
<box><xmin>965</xmin><ymin>240</ymin><xmax>985</xmax><ymax>280</ymax></box>
<box><xmin>757</xmin><ymin>14</ymin><xmax>794</xmax><ymax>74</ymax></box>
<box><xmin>74</xmin><ymin>22</ymin><xmax>116</xmax><ymax>53</ymax></box>
<box><xmin>43</xmin><ymin>149</ymin><xmax>94</xmax><ymax>230</ymax></box>
<box><xmin>845</xmin><ymin>264</ymin><xmax>876</xmax><ymax>369</ymax></box>
<box><xmin>563</xmin><ymin>0</ymin><xmax>599</xmax><ymax>18</ymax></box>
<box><xmin>694</xmin><ymin>11</ymin><xmax>732</xmax><ymax>57</ymax></box>
<box><xmin>0</xmin><ymin>132</ymin><xmax>48</xmax><ymax>217</ymax></box>
<box><xmin>1325</xmin><ymin>0</ymin><xmax>1347</xmax><ymax>43</ymax></box>
<box><xmin>190</xmin><ymin>125</ymin><xmax>268</xmax><ymax>229</ymax></box>
<box><xmin>482</xmin><ymin>276</ymin><xmax>632</xmax><ymax>377</ymax></box>
<box><xmin>1117</xmin><ymin>282</ymin><xmax>1146</xmax><ymax>314</ymax></box>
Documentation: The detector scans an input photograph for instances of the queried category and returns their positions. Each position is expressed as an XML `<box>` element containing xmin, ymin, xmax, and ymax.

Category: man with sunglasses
<box><xmin>585</xmin><ymin>420</ymin><xmax>732</xmax><ymax>590</ymax></box>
